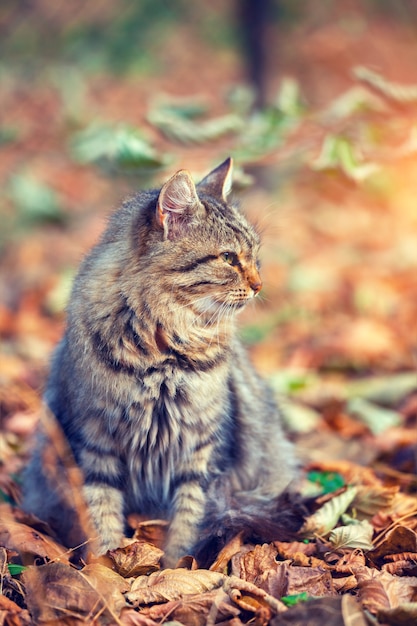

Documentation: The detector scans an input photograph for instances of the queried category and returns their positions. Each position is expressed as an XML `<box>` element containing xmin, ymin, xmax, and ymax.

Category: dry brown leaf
<box><xmin>233</xmin><ymin>542</ymin><xmax>293</xmax><ymax>601</ymax></box>
<box><xmin>237</xmin><ymin>543</ymin><xmax>279</xmax><ymax>585</ymax></box>
<box><xmin>274</xmin><ymin>541</ymin><xmax>318</xmax><ymax>558</ymax></box>
<box><xmin>0</xmin><ymin>504</ymin><xmax>69</xmax><ymax>564</ymax></box>
<box><xmin>377</xmin><ymin>602</ymin><xmax>417</xmax><ymax>626</ymax></box>
<box><xmin>324</xmin><ymin>547</ymin><xmax>366</xmax><ymax>572</ymax></box>
<box><xmin>119</xmin><ymin>607</ymin><xmax>160</xmax><ymax>626</ymax></box>
<box><xmin>129</xmin><ymin>518</ymin><xmax>168</xmax><ymax>551</ymax></box>
<box><xmin>369</xmin><ymin>526</ymin><xmax>417</xmax><ymax>566</ymax></box>
<box><xmin>285</xmin><ymin>564</ymin><xmax>336</xmax><ymax>598</ymax></box>
<box><xmin>382</xmin><ymin>558</ymin><xmax>417</xmax><ymax>576</ymax></box>
<box><xmin>0</xmin><ymin>595</ymin><xmax>32</xmax><ymax>626</ymax></box>
<box><xmin>126</xmin><ymin>568</ymin><xmax>225</xmax><ymax>606</ymax></box>
<box><xmin>340</xmin><ymin>594</ymin><xmax>369</xmax><ymax>626</ymax></box>
<box><xmin>175</xmin><ymin>554</ymin><xmax>199</xmax><ymax>569</ymax></box>
<box><xmin>353</xmin><ymin>484</ymin><xmax>399</xmax><ymax>516</ymax></box>
<box><xmin>356</xmin><ymin>566</ymin><xmax>417</xmax><ymax>614</ymax></box>
<box><xmin>22</xmin><ymin>561</ymin><xmax>128</xmax><ymax>625</ymax></box>
<box><xmin>270</xmin><ymin>595</ymin><xmax>367</xmax><ymax>626</ymax></box>
<box><xmin>274</xmin><ymin>541</ymin><xmax>324</xmax><ymax>568</ymax></box>
<box><xmin>332</xmin><ymin>574</ymin><xmax>358</xmax><ymax>592</ymax></box>
<box><xmin>284</xmin><ymin>551</ymin><xmax>324</xmax><ymax>568</ymax></box>
<box><xmin>139</xmin><ymin>588</ymin><xmax>239</xmax><ymax>626</ymax></box>
<box><xmin>224</xmin><ymin>575</ymin><xmax>287</xmax><ymax>614</ymax></box>
<box><xmin>108</xmin><ymin>541</ymin><xmax>163</xmax><ymax>577</ymax></box>
<box><xmin>209</xmin><ymin>532</ymin><xmax>244</xmax><ymax>572</ymax></box>
<box><xmin>371</xmin><ymin>492</ymin><xmax>417</xmax><ymax>534</ymax></box>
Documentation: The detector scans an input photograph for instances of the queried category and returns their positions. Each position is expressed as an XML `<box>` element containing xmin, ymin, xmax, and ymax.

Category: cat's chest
<box><xmin>121</xmin><ymin>364</ymin><xmax>229</xmax><ymax>455</ymax></box>
<box><xmin>121</xmin><ymin>366</ymin><xmax>230</xmax><ymax>510</ymax></box>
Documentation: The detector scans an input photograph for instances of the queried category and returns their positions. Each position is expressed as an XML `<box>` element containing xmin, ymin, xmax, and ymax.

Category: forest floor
<box><xmin>2</xmin><ymin>2</ymin><xmax>417</xmax><ymax>624</ymax></box>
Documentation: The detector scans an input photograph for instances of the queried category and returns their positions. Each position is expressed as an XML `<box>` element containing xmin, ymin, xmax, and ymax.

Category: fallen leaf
<box><xmin>356</xmin><ymin>567</ymin><xmax>417</xmax><ymax>614</ymax></box>
<box><xmin>382</xmin><ymin>557</ymin><xmax>417</xmax><ymax>576</ymax></box>
<box><xmin>325</xmin><ymin>547</ymin><xmax>366</xmax><ymax>572</ymax></box>
<box><xmin>345</xmin><ymin>373</ymin><xmax>417</xmax><ymax>406</ymax></box>
<box><xmin>347</xmin><ymin>397</ymin><xmax>401</xmax><ymax>435</ymax></box>
<box><xmin>108</xmin><ymin>541</ymin><xmax>163</xmax><ymax>577</ymax></box>
<box><xmin>23</xmin><ymin>562</ymin><xmax>128</xmax><ymax>625</ymax></box>
<box><xmin>0</xmin><ymin>505</ymin><xmax>69</xmax><ymax>564</ymax></box>
<box><xmin>129</xmin><ymin>518</ymin><xmax>168</xmax><ymax>551</ymax></box>
<box><xmin>209</xmin><ymin>532</ymin><xmax>244</xmax><ymax>572</ymax></box>
<box><xmin>126</xmin><ymin>568</ymin><xmax>225</xmax><ymax>606</ymax></box>
<box><xmin>271</xmin><ymin>595</ymin><xmax>367</xmax><ymax>626</ymax></box>
<box><xmin>301</xmin><ymin>486</ymin><xmax>358</xmax><ymax>537</ymax></box>
<box><xmin>119</xmin><ymin>607</ymin><xmax>160</xmax><ymax>626</ymax></box>
<box><xmin>140</xmin><ymin>589</ymin><xmax>239</xmax><ymax>626</ymax></box>
<box><xmin>279</xmin><ymin>398</ymin><xmax>321</xmax><ymax>433</ymax></box>
<box><xmin>332</xmin><ymin>574</ymin><xmax>359</xmax><ymax>592</ymax></box>
<box><xmin>307</xmin><ymin>461</ymin><xmax>380</xmax><ymax>487</ymax></box>
<box><xmin>328</xmin><ymin>519</ymin><xmax>374</xmax><ymax>550</ymax></box>
<box><xmin>281</xmin><ymin>592</ymin><xmax>308</xmax><ymax>607</ymax></box>
<box><xmin>353</xmin><ymin>484</ymin><xmax>399</xmax><ymax>516</ymax></box>
<box><xmin>224</xmin><ymin>575</ymin><xmax>287</xmax><ymax>614</ymax></box>
<box><xmin>0</xmin><ymin>595</ymin><xmax>32</xmax><ymax>626</ymax></box>
<box><xmin>377</xmin><ymin>602</ymin><xmax>417</xmax><ymax>626</ymax></box>
<box><xmin>369</xmin><ymin>526</ymin><xmax>417</xmax><ymax>567</ymax></box>
<box><xmin>285</xmin><ymin>564</ymin><xmax>335</xmax><ymax>598</ymax></box>
<box><xmin>371</xmin><ymin>492</ymin><xmax>417</xmax><ymax>533</ymax></box>
<box><xmin>234</xmin><ymin>545</ymin><xmax>289</xmax><ymax>601</ymax></box>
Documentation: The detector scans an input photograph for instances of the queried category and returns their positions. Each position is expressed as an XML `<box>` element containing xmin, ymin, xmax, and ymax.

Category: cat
<box><xmin>22</xmin><ymin>158</ymin><xmax>299</xmax><ymax>566</ymax></box>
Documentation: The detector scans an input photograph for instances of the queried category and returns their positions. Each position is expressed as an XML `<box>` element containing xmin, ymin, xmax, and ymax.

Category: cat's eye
<box><xmin>221</xmin><ymin>251</ymin><xmax>239</xmax><ymax>266</ymax></box>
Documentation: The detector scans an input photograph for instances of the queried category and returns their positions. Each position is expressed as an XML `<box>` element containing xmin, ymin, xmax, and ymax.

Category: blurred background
<box><xmin>2</xmin><ymin>0</ymin><xmax>417</xmax><ymax>474</ymax></box>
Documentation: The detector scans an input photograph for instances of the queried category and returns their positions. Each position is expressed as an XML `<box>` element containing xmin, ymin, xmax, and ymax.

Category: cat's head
<box><xmin>143</xmin><ymin>159</ymin><xmax>262</xmax><ymax>317</ymax></box>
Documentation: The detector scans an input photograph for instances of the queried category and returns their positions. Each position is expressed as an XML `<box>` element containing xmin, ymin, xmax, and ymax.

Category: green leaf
<box><xmin>275</xmin><ymin>77</ymin><xmax>304</xmax><ymax>117</ymax></box>
<box><xmin>148</xmin><ymin>108</ymin><xmax>244</xmax><ymax>145</ymax></box>
<box><xmin>0</xmin><ymin>126</ymin><xmax>18</xmax><ymax>145</ymax></box>
<box><xmin>149</xmin><ymin>95</ymin><xmax>209</xmax><ymax>120</ymax></box>
<box><xmin>269</xmin><ymin>369</ymin><xmax>317</xmax><ymax>395</ymax></box>
<box><xmin>8</xmin><ymin>175</ymin><xmax>65</xmax><ymax>225</ymax></box>
<box><xmin>44</xmin><ymin>269</ymin><xmax>75</xmax><ymax>315</ymax></box>
<box><xmin>280</xmin><ymin>399</ymin><xmax>321</xmax><ymax>434</ymax></box>
<box><xmin>307</xmin><ymin>471</ymin><xmax>345</xmax><ymax>494</ymax></box>
<box><xmin>345</xmin><ymin>373</ymin><xmax>417</xmax><ymax>406</ymax></box>
<box><xmin>71</xmin><ymin>123</ymin><xmax>170</xmax><ymax>173</ymax></box>
<box><xmin>281</xmin><ymin>592</ymin><xmax>309</xmax><ymax>607</ymax></box>
<box><xmin>347</xmin><ymin>397</ymin><xmax>401</xmax><ymax>435</ymax></box>
<box><xmin>355</xmin><ymin>66</ymin><xmax>417</xmax><ymax>104</ymax></box>
<box><xmin>8</xmin><ymin>564</ymin><xmax>27</xmax><ymax>576</ymax></box>
<box><xmin>311</xmin><ymin>134</ymin><xmax>378</xmax><ymax>181</ymax></box>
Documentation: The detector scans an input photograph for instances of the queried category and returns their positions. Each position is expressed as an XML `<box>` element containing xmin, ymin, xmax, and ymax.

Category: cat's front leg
<box><xmin>83</xmin><ymin>484</ymin><xmax>125</xmax><ymax>555</ymax></box>
<box><xmin>164</xmin><ymin>479</ymin><xmax>207</xmax><ymax>567</ymax></box>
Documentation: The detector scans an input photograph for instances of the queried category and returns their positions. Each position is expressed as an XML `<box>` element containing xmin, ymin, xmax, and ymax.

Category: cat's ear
<box><xmin>197</xmin><ymin>157</ymin><xmax>233</xmax><ymax>201</ymax></box>
<box><xmin>156</xmin><ymin>170</ymin><xmax>202</xmax><ymax>239</ymax></box>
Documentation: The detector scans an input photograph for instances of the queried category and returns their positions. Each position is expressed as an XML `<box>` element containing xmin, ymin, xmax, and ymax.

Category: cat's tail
<box><xmin>193</xmin><ymin>478</ymin><xmax>309</xmax><ymax>568</ymax></box>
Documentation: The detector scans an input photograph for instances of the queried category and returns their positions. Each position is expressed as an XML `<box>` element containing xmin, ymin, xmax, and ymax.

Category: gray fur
<box><xmin>23</xmin><ymin>159</ymin><xmax>296</xmax><ymax>566</ymax></box>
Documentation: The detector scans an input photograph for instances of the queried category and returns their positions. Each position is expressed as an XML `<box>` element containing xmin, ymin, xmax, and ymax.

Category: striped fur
<box><xmin>23</xmin><ymin>159</ymin><xmax>297</xmax><ymax>566</ymax></box>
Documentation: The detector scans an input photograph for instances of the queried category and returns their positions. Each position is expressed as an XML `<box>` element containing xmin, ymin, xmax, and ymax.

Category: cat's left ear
<box><xmin>157</xmin><ymin>169</ymin><xmax>202</xmax><ymax>239</ymax></box>
<box><xmin>197</xmin><ymin>157</ymin><xmax>233</xmax><ymax>201</ymax></box>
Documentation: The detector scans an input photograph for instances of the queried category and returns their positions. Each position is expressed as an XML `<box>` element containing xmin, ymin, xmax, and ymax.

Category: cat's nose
<box><xmin>250</xmin><ymin>278</ymin><xmax>262</xmax><ymax>295</ymax></box>
<box><xmin>247</xmin><ymin>268</ymin><xmax>262</xmax><ymax>295</ymax></box>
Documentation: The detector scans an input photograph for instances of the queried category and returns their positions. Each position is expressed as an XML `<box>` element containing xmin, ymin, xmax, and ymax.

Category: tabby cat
<box><xmin>23</xmin><ymin>159</ymin><xmax>298</xmax><ymax>566</ymax></box>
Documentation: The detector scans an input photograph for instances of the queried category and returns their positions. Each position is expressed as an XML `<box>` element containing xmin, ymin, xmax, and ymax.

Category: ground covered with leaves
<box><xmin>2</xmin><ymin>2</ymin><xmax>417</xmax><ymax>624</ymax></box>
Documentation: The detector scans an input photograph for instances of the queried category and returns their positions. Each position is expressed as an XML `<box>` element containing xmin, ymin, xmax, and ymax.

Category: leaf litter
<box><xmin>3</xmin><ymin>5</ymin><xmax>417</xmax><ymax>626</ymax></box>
